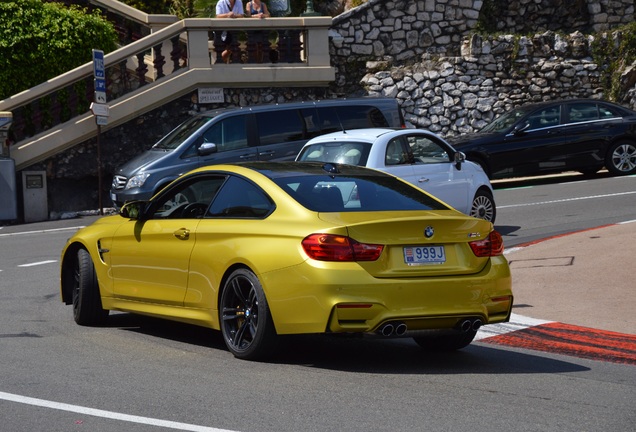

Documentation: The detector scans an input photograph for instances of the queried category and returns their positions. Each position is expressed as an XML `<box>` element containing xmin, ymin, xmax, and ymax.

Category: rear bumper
<box><xmin>262</xmin><ymin>256</ymin><xmax>512</xmax><ymax>335</ymax></box>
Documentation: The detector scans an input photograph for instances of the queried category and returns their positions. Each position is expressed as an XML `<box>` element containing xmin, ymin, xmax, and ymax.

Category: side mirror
<box><xmin>120</xmin><ymin>201</ymin><xmax>148</xmax><ymax>220</ymax></box>
<box><xmin>198</xmin><ymin>142</ymin><xmax>217</xmax><ymax>156</ymax></box>
<box><xmin>454</xmin><ymin>151</ymin><xmax>466</xmax><ymax>170</ymax></box>
<box><xmin>512</xmin><ymin>122</ymin><xmax>530</xmax><ymax>135</ymax></box>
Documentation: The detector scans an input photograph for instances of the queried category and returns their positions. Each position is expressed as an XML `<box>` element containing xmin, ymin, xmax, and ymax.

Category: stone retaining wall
<box><xmin>361</xmin><ymin>31</ymin><xmax>610</xmax><ymax>136</ymax></box>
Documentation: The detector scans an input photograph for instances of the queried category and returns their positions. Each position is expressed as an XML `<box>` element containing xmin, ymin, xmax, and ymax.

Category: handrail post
<box><xmin>186</xmin><ymin>20</ymin><xmax>212</xmax><ymax>69</ymax></box>
<box><xmin>303</xmin><ymin>18</ymin><xmax>331</xmax><ymax>66</ymax></box>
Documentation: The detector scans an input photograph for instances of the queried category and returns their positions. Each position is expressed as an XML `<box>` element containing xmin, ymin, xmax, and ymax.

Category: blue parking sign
<box><xmin>92</xmin><ymin>49</ymin><xmax>105</xmax><ymax>79</ymax></box>
<box><xmin>94</xmin><ymin>78</ymin><xmax>106</xmax><ymax>92</ymax></box>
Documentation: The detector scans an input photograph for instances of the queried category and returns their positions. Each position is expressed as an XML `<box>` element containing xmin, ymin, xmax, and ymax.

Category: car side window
<box><xmin>201</xmin><ymin>116</ymin><xmax>248</xmax><ymax>152</ymax></box>
<box><xmin>208</xmin><ymin>175</ymin><xmax>274</xmax><ymax>218</ymax></box>
<box><xmin>256</xmin><ymin>110</ymin><xmax>305</xmax><ymax>145</ymax></box>
<box><xmin>407</xmin><ymin>135</ymin><xmax>450</xmax><ymax>163</ymax></box>
<box><xmin>567</xmin><ymin>103</ymin><xmax>599</xmax><ymax>123</ymax></box>
<box><xmin>315</xmin><ymin>106</ymin><xmax>390</xmax><ymax>134</ymax></box>
<box><xmin>151</xmin><ymin>176</ymin><xmax>226</xmax><ymax>219</ymax></box>
<box><xmin>598</xmin><ymin>105</ymin><xmax>620</xmax><ymax>119</ymax></box>
<box><xmin>525</xmin><ymin>107</ymin><xmax>561</xmax><ymax>130</ymax></box>
<box><xmin>385</xmin><ymin>137</ymin><xmax>410</xmax><ymax>166</ymax></box>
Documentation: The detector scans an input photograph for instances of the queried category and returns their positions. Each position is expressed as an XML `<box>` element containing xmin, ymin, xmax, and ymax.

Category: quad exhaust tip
<box><xmin>459</xmin><ymin>318</ymin><xmax>482</xmax><ymax>332</ymax></box>
<box><xmin>377</xmin><ymin>318</ymin><xmax>482</xmax><ymax>337</ymax></box>
<box><xmin>378</xmin><ymin>321</ymin><xmax>407</xmax><ymax>337</ymax></box>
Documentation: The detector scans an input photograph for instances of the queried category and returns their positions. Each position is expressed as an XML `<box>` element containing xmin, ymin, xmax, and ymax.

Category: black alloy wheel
<box><xmin>72</xmin><ymin>248</ymin><xmax>109</xmax><ymax>325</ymax></box>
<box><xmin>220</xmin><ymin>268</ymin><xmax>277</xmax><ymax>360</ymax></box>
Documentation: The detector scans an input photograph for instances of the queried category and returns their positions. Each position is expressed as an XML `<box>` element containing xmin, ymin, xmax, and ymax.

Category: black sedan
<box><xmin>448</xmin><ymin>99</ymin><xmax>636</xmax><ymax>179</ymax></box>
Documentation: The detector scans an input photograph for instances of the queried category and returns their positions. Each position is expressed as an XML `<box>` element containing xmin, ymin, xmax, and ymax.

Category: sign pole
<box><xmin>97</xmin><ymin>124</ymin><xmax>103</xmax><ymax>214</ymax></box>
<box><xmin>92</xmin><ymin>49</ymin><xmax>107</xmax><ymax>215</ymax></box>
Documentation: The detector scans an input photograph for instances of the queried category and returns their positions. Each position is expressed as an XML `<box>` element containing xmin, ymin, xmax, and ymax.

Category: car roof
<box><xmin>510</xmin><ymin>98</ymin><xmax>635</xmax><ymax>113</ymax></box>
<box><xmin>195</xmin><ymin>97</ymin><xmax>397</xmax><ymax>118</ymax></box>
<box><xmin>304</xmin><ymin>127</ymin><xmax>439</xmax><ymax>144</ymax></box>
<box><xmin>193</xmin><ymin>161</ymin><xmax>392</xmax><ymax>180</ymax></box>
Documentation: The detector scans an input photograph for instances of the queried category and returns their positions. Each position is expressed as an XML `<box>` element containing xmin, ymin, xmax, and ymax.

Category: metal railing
<box><xmin>0</xmin><ymin>15</ymin><xmax>334</xmax><ymax>170</ymax></box>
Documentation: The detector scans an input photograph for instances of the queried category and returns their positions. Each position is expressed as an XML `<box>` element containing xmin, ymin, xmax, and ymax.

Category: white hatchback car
<box><xmin>296</xmin><ymin>128</ymin><xmax>496</xmax><ymax>222</ymax></box>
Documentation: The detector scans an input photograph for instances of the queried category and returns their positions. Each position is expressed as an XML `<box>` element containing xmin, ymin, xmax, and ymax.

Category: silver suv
<box><xmin>110</xmin><ymin>98</ymin><xmax>404</xmax><ymax>207</ymax></box>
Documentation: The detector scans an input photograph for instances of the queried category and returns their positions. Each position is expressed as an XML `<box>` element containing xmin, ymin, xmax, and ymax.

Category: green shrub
<box><xmin>0</xmin><ymin>0</ymin><xmax>118</xmax><ymax>100</ymax></box>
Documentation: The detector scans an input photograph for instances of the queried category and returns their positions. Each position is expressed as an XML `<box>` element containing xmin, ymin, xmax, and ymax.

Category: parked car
<box><xmin>62</xmin><ymin>162</ymin><xmax>512</xmax><ymax>361</ymax></box>
<box><xmin>447</xmin><ymin>98</ymin><xmax>636</xmax><ymax>179</ymax></box>
<box><xmin>110</xmin><ymin>97</ymin><xmax>404</xmax><ymax>208</ymax></box>
<box><xmin>296</xmin><ymin>128</ymin><xmax>497</xmax><ymax>222</ymax></box>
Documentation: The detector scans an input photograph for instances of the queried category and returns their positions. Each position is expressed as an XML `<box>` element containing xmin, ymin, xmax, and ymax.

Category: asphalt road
<box><xmin>0</xmin><ymin>172</ymin><xmax>635</xmax><ymax>432</ymax></box>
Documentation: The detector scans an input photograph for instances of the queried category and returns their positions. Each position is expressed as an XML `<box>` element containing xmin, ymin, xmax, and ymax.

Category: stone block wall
<box><xmin>488</xmin><ymin>0</ymin><xmax>634</xmax><ymax>34</ymax></box>
<box><xmin>361</xmin><ymin>31</ymin><xmax>608</xmax><ymax>136</ymax></box>
<box><xmin>329</xmin><ymin>0</ymin><xmax>634</xmax><ymax>94</ymax></box>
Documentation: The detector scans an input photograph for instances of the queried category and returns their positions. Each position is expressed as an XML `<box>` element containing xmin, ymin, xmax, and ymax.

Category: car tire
<box><xmin>72</xmin><ymin>248</ymin><xmax>109</xmax><ymax>326</ymax></box>
<box><xmin>470</xmin><ymin>188</ymin><xmax>496</xmax><ymax>223</ymax></box>
<box><xmin>220</xmin><ymin>268</ymin><xmax>278</xmax><ymax>360</ymax></box>
<box><xmin>413</xmin><ymin>330</ymin><xmax>477</xmax><ymax>351</ymax></box>
<box><xmin>605</xmin><ymin>141</ymin><xmax>636</xmax><ymax>175</ymax></box>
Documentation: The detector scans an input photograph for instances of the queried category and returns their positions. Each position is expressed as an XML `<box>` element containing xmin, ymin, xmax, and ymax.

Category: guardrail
<box><xmin>0</xmin><ymin>16</ymin><xmax>334</xmax><ymax>171</ymax></box>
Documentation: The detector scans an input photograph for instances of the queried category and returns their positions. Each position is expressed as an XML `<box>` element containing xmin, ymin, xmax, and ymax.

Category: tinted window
<box><xmin>598</xmin><ymin>105</ymin><xmax>618</xmax><ymax>118</ymax></box>
<box><xmin>274</xmin><ymin>174</ymin><xmax>448</xmax><ymax>212</ymax></box>
<box><xmin>202</xmin><ymin>115</ymin><xmax>248</xmax><ymax>151</ymax></box>
<box><xmin>256</xmin><ymin>110</ymin><xmax>306</xmax><ymax>145</ymax></box>
<box><xmin>316</xmin><ymin>106</ymin><xmax>389</xmax><ymax>134</ymax></box>
<box><xmin>482</xmin><ymin>106</ymin><xmax>534</xmax><ymax>133</ymax></box>
<box><xmin>567</xmin><ymin>103</ymin><xmax>599</xmax><ymax>123</ymax></box>
<box><xmin>151</xmin><ymin>176</ymin><xmax>226</xmax><ymax>219</ymax></box>
<box><xmin>524</xmin><ymin>106</ymin><xmax>561</xmax><ymax>130</ymax></box>
<box><xmin>208</xmin><ymin>176</ymin><xmax>274</xmax><ymax>218</ymax></box>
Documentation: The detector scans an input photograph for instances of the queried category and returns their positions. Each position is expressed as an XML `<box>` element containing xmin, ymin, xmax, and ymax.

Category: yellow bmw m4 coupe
<box><xmin>60</xmin><ymin>162</ymin><xmax>512</xmax><ymax>360</ymax></box>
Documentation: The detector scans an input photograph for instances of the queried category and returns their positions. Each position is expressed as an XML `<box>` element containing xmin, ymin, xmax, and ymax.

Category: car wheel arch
<box><xmin>217</xmin><ymin>263</ymin><xmax>253</xmax><ymax>306</ymax></box>
<box><xmin>466</xmin><ymin>153</ymin><xmax>491</xmax><ymax>178</ymax></box>
<box><xmin>61</xmin><ymin>242</ymin><xmax>86</xmax><ymax>305</ymax></box>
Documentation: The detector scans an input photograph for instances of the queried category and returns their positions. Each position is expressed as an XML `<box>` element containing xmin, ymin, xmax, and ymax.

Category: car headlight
<box><xmin>125</xmin><ymin>172</ymin><xmax>151</xmax><ymax>190</ymax></box>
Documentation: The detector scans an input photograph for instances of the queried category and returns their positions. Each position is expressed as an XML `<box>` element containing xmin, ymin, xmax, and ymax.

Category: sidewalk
<box><xmin>505</xmin><ymin>221</ymin><xmax>636</xmax><ymax>335</ymax></box>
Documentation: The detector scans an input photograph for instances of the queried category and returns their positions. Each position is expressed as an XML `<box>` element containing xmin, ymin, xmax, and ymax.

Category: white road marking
<box><xmin>0</xmin><ymin>226</ymin><xmax>85</xmax><ymax>237</ymax></box>
<box><xmin>497</xmin><ymin>190</ymin><xmax>636</xmax><ymax>209</ymax></box>
<box><xmin>0</xmin><ymin>391</ymin><xmax>239</xmax><ymax>432</ymax></box>
<box><xmin>18</xmin><ymin>260</ymin><xmax>57</xmax><ymax>267</ymax></box>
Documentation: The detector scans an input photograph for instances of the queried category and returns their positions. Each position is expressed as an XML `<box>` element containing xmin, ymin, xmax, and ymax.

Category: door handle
<box><xmin>259</xmin><ymin>150</ymin><xmax>275</xmax><ymax>157</ymax></box>
<box><xmin>239</xmin><ymin>153</ymin><xmax>258</xmax><ymax>159</ymax></box>
<box><xmin>418</xmin><ymin>178</ymin><xmax>430</xmax><ymax>183</ymax></box>
<box><xmin>174</xmin><ymin>228</ymin><xmax>190</xmax><ymax>240</ymax></box>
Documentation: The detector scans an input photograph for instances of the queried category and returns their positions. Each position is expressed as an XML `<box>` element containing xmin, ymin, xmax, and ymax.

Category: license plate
<box><xmin>403</xmin><ymin>245</ymin><xmax>446</xmax><ymax>264</ymax></box>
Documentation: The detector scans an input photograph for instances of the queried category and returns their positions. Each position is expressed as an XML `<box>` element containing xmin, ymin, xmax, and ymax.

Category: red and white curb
<box><xmin>473</xmin><ymin>224</ymin><xmax>636</xmax><ymax>365</ymax></box>
<box><xmin>475</xmin><ymin>313</ymin><xmax>553</xmax><ymax>341</ymax></box>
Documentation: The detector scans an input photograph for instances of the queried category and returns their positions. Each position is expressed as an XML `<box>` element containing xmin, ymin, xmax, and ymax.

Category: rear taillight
<box><xmin>469</xmin><ymin>231</ymin><xmax>504</xmax><ymax>257</ymax></box>
<box><xmin>302</xmin><ymin>234</ymin><xmax>384</xmax><ymax>262</ymax></box>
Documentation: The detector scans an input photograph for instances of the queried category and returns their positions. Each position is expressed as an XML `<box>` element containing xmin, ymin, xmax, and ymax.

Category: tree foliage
<box><xmin>0</xmin><ymin>0</ymin><xmax>118</xmax><ymax>100</ymax></box>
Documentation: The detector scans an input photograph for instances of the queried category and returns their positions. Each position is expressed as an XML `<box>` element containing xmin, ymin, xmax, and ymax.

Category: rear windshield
<box><xmin>273</xmin><ymin>174</ymin><xmax>448</xmax><ymax>212</ymax></box>
<box><xmin>153</xmin><ymin>116</ymin><xmax>212</xmax><ymax>150</ymax></box>
<box><xmin>297</xmin><ymin>142</ymin><xmax>371</xmax><ymax>166</ymax></box>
